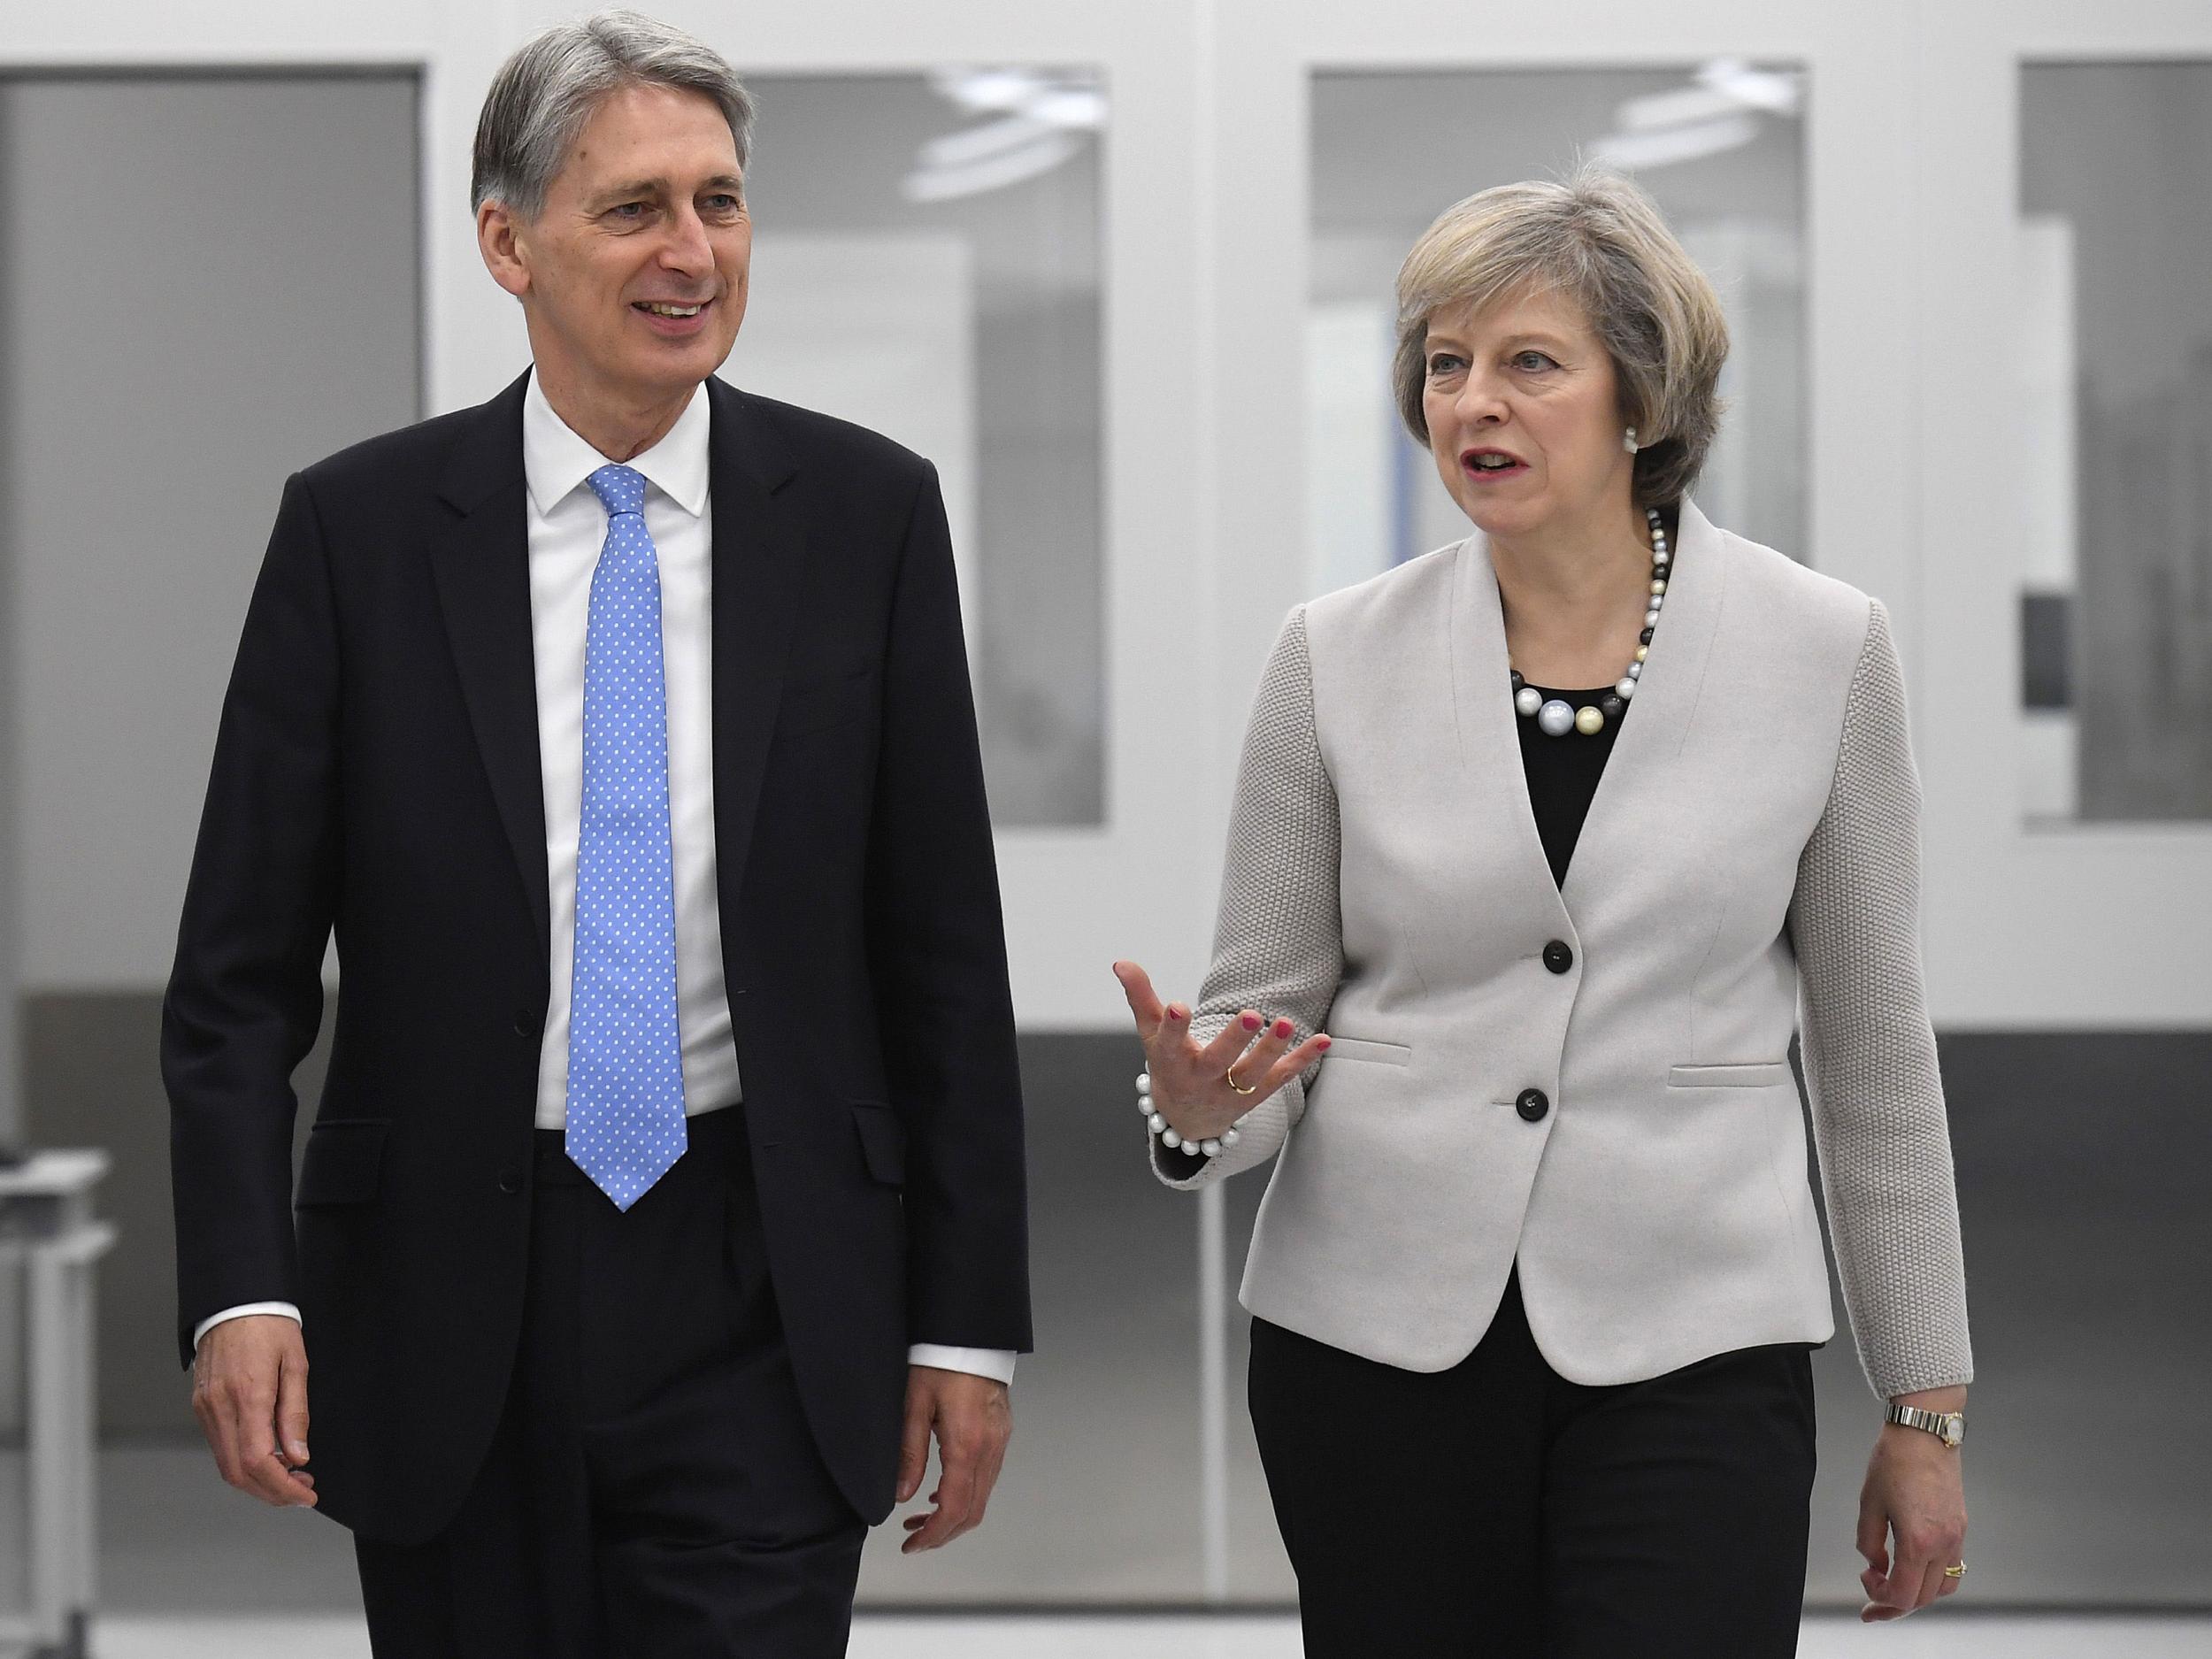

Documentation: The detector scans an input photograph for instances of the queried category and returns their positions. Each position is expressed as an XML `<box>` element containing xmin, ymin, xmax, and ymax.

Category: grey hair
<box><xmin>1392</xmin><ymin>162</ymin><xmax>1730</xmax><ymax>511</ymax></box>
<box><xmin>472</xmin><ymin>10</ymin><xmax>756</xmax><ymax>219</ymax></box>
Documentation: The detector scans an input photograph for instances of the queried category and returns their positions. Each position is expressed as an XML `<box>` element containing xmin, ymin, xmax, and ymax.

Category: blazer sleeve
<box><xmin>162</xmin><ymin>472</ymin><xmax>344</xmax><ymax>1366</ymax></box>
<box><xmin>863</xmin><ymin>462</ymin><xmax>1032</xmax><ymax>1354</ymax></box>
<box><xmin>1151</xmin><ymin>604</ymin><xmax>1346</xmax><ymax>1191</ymax></box>
<box><xmin>1788</xmin><ymin>596</ymin><xmax>1974</xmax><ymax>1398</ymax></box>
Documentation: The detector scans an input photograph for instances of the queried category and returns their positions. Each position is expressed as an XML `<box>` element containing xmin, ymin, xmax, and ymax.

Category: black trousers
<box><xmin>353</xmin><ymin>1108</ymin><xmax>868</xmax><ymax>1658</ymax></box>
<box><xmin>1248</xmin><ymin>1267</ymin><xmax>1816</xmax><ymax>1658</ymax></box>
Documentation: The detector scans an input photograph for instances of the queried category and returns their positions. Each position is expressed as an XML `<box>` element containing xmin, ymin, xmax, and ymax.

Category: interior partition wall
<box><xmin>2</xmin><ymin>0</ymin><xmax>2207</xmax><ymax>1614</ymax></box>
<box><xmin>0</xmin><ymin>65</ymin><xmax>424</xmax><ymax>1444</ymax></box>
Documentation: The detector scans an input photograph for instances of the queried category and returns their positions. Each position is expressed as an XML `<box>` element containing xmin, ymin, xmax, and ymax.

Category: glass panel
<box><xmin>734</xmin><ymin>72</ymin><xmax>1106</xmax><ymax>826</ymax></box>
<box><xmin>736</xmin><ymin>79</ymin><xmax>1177</xmax><ymax>1605</ymax></box>
<box><xmin>1307</xmin><ymin>65</ymin><xmax>1809</xmax><ymax>600</ymax></box>
<box><xmin>2018</xmin><ymin>62</ymin><xmax>2212</xmax><ymax>824</ymax></box>
<box><xmin>0</xmin><ymin>68</ymin><xmax>419</xmax><ymax>1600</ymax></box>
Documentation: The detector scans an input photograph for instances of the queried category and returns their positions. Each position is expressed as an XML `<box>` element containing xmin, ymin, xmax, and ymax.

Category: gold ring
<box><xmin>1943</xmin><ymin>1562</ymin><xmax>1968</xmax><ymax>1579</ymax></box>
<box><xmin>1225</xmin><ymin>1065</ymin><xmax>1257</xmax><ymax>1095</ymax></box>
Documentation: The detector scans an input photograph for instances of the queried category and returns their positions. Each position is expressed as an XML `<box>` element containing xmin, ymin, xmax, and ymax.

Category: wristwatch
<box><xmin>1886</xmin><ymin>1403</ymin><xmax>1966</xmax><ymax>1448</ymax></box>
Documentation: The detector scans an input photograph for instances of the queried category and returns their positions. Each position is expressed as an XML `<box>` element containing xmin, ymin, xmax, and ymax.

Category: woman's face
<box><xmin>1420</xmin><ymin>284</ymin><xmax>1635</xmax><ymax>543</ymax></box>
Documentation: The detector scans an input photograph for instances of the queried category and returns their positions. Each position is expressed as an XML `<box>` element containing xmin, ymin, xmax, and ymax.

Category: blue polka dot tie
<box><xmin>565</xmin><ymin>464</ymin><xmax>687</xmax><ymax>1210</ymax></box>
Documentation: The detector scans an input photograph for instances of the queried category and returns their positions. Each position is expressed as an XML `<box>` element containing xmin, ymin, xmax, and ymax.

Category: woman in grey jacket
<box><xmin>1115</xmin><ymin>165</ymin><xmax>1971</xmax><ymax>1655</ymax></box>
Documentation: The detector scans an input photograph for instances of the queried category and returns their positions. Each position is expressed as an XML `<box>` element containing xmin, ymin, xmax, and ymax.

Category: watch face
<box><xmin>1940</xmin><ymin>1416</ymin><xmax>1964</xmax><ymax>1448</ymax></box>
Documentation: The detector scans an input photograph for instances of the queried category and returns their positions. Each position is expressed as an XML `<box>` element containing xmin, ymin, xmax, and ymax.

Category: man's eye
<box><xmin>611</xmin><ymin>203</ymin><xmax>649</xmax><ymax>220</ymax></box>
<box><xmin>704</xmin><ymin>194</ymin><xmax>741</xmax><ymax>212</ymax></box>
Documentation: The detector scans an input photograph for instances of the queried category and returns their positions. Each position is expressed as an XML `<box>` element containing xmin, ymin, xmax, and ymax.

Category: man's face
<box><xmin>490</xmin><ymin>81</ymin><xmax>751</xmax><ymax>406</ymax></box>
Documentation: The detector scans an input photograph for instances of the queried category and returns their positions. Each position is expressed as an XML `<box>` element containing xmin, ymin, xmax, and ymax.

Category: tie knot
<box><xmin>586</xmin><ymin>464</ymin><xmax>648</xmax><ymax>519</ymax></box>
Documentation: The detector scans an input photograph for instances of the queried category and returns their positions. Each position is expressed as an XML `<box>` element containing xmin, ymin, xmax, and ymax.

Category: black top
<box><xmin>1513</xmin><ymin>685</ymin><xmax>1623</xmax><ymax>888</ymax></box>
<box><xmin>1511</xmin><ymin>501</ymin><xmax>1674</xmax><ymax>887</ymax></box>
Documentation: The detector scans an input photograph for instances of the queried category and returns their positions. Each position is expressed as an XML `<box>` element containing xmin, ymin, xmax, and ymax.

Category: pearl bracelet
<box><xmin>1138</xmin><ymin>1069</ymin><xmax>1244</xmax><ymax>1159</ymax></box>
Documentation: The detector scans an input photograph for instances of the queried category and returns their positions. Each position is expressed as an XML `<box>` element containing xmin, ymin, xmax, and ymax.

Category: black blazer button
<box><xmin>1516</xmin><ymin>1088</ymin><xmax>1550</xmax><ymax>1123</ymax></box>
<box><xmin>513</xmin><ymin>1010</ymin><xmax>541</xmax><ymax>1038</ymax></box>
<box><xmin>1542</xmin><ymin>940</ymin><xmax>1574</xmax><ymax>974</ymax></box>
<box><xmin>497</xmin><ymin>1164</ymin><xmax>524</xmax><ymax>1194</ymax></box>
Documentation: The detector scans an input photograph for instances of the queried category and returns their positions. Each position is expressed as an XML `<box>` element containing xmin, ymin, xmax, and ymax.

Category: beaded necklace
<box><xmin>1509</xmin><ymin>505</ymin><xmax>1668</xmax><ymax>738</ymax></box>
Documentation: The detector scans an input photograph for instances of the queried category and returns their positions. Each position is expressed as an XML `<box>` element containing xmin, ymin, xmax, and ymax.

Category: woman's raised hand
<box><xmin>1112</xmin><ymin>961</ymin><xmax>1332</xmax><ymax>1143</ymax></box>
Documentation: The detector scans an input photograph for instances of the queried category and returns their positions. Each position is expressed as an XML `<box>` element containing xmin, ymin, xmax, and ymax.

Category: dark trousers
<box><xmin>1248</xmin><ymin>1267</ymin><xmax>1816</xmax><ymax>1658</ymax></box>
<box><xmin>353</xmin><ymin>1108</ymin><xmax>867</xmax><ymax>1658</ymax></box>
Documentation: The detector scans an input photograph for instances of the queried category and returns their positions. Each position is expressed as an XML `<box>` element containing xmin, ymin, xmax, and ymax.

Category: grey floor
<box><xmin>45</xmin><ymin>1612</ymin><xmax>2212</xmax><ymax>1658</ymax></box>
<box><xmin>0</xmin><ymin>1032</ymin><xmax>2206</xmax><ymax>1627</ymax></box>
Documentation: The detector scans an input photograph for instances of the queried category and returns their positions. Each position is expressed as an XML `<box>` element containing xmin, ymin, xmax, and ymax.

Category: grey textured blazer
<box><xmin>1157</xmin><ymin>501</ymin><xmax>1972</xmax><ymax>1399</ymax></box>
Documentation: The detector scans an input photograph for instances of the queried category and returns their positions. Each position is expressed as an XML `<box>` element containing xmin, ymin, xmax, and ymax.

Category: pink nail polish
<box><xmin>1241</xmin><ymin>1013</ymin><xmax>1263</xmax><ymax>1032</ymax></box>
<box><xmin>1273</xmin><ymin>1018</ymin><xmax>1294</xmax><ymax>1039</ymax></box>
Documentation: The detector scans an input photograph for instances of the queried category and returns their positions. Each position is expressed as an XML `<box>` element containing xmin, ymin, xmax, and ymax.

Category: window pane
<box><xmin>2</xmin><ymin>71</ymin><xmax>419</xmax><ymax>1446</ymax></box>
<box><xmin>736</xmin><ymin>72</ymin><xmax>1106</xmax><ymax>826</ymax></box>
<box><xmin>2018</xmin><ymin>62</ymin><xmax>2212</xmax><ymax>824</ymax></box>
<box><xmin>1307</xmin><ymin>65</ymin><xmax>1809</xmax><ymax>598</ymax></box>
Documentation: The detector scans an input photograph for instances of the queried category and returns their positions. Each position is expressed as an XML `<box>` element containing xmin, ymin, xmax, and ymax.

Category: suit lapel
<box><xmin>426</xmin><ymin>370</ymin><xmax>551</xmax><ymax>963</ymax></box>
<box><xmin>1448</xmin><ymin>500</ymin><xmax>1730</xmax><ymax>927</ymax></box>
<box><xmin>1448</xmin><ymin>535</ymin><xmax>1576</xmax><ymax>941</ymax></box>
<box><xmin>1556</xmin><ymin>496</ymin><xmax>1728</xmax><ymax>915</ymax></box>
<box><xmin>703</xmin><ymin>380</ymin><xmax>804</xmax><ymax>941</ymax></box>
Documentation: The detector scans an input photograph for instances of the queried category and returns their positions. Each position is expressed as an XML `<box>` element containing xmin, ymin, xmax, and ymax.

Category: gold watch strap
<box><xmin>1886</xmin><ymin>1403</ymin><xmax>1965</xmax><ymax>1448</ymax></box>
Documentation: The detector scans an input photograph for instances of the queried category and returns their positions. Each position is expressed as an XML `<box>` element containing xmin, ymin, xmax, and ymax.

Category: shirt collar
<box><xmin>521</xmin><ymin>366</ymin><xmax>711</xmax><ymax>520</ymax></box>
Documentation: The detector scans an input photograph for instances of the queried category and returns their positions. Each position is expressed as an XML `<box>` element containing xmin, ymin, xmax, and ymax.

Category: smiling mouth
<box><xmin>1462</xmin><ymin>449</ymin><xmax>1528</xmax><ymax>474</ymax></box>
<box><xmin>634</xmin><ymin>300</ymin><xmax>708</xmax><ymax>318</ymax></box>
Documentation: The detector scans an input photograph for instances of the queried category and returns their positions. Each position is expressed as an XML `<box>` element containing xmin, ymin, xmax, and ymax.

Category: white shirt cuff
<box><xmin>907</xmin><ymin>1344</ymin><xmax>1018</xmax><ymax>1386</ymax></box>
<box><xmin>192</xmin><ymin>1311</ymin><xmax>1016</xmax><ymax>1386</ymax></box>
<box><xmin>193</xmin><ymin>1302</ymin><xmax>303</xmax><ymax>1350</ymax></box>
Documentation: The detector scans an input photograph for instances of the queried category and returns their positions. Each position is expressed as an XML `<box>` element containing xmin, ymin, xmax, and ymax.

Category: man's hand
<box><xmin>192</xmin><ymin>1314</ymin><xmax>316</xmax><ymax>1508</ymax></box>
<box><xmin>895</xmin><ymin>1365</ymin><xmax>1011</xmax><ymax>1553</ymax></box>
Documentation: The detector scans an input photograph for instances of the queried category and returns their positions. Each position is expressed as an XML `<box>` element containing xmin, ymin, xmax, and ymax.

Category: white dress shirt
<box><xmin>198</xmin><ymin>370</ymin><xmax>1013</xmax><ymax>1387</ymax></box>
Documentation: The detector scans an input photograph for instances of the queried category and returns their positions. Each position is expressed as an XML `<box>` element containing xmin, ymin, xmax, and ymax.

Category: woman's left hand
<box><xmin>1856</xmin><ymin>1401</ymin><xmax>1969</xmax><ymax>1622</ymax></box>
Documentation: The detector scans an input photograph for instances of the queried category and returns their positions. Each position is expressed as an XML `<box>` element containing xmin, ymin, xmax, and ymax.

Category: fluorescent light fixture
<box><xmin>903</xmin><ymin>131</ymin><xmax>1083</xmax><ymax>204</ymax></box>
<box><xmin>1593</xmin><ymin>112</ymin><xmax>1762</xmax><ymax>171</ymax></box>
<box><xmin>1696</xmin><ymin>58</ymin><xmax>1804</xmax><ymax>116</ymax></box>
<box><xmin>908</xmin><ymin>67</ymin><xmax>1104</xmax><ymax>202</ymax></box>
<box><xmin>929</xmin><ymin>67</ymin><xmax>1049</xmax><ymax>114</ymax></box>
<box><xmin>922</xmin><ymin>113</ymin><xmax>1063</xmax><ymax>170</ymax></box>
<box><xmin>1591</xmin><ymin>58</ymin><xmax>1801</xmax><ymax>172</ymax></box>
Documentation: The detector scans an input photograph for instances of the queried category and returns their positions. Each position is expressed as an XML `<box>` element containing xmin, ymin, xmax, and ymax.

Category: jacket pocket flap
<box><xmin>1322</xmin><ymin>1036</ymin><xmax>1412</xmax><ymax>1067</ymax></box>
<box><xmin>850</xmin><ymin>1102</ymin><xmax>907</xmax><ymax>1187</ymax></box>
<box><xmin>295</xmin><ymin>1118</ymin><xmax>390</xmax><ymax>1207</ymax></box>
<box><xmin>1667</xmin><ymin>1062</ymin><xmax>1793</xmax><ymax>1089</ymax></box>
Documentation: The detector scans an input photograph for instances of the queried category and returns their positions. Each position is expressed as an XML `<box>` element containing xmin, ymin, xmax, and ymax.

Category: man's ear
<box><xmin>477</xmin><ymin>199</ymin><xmax>531</xmax><ymax>300</ymax></box>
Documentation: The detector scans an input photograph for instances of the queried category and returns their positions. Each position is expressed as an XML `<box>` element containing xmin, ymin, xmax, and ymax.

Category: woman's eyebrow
<box><xmin>1425</xmin><ymin>328</ymin><xmax>1575</xmax><ymax>352</ymax></box>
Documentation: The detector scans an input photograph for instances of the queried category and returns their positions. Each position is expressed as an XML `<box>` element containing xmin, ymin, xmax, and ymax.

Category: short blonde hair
<box><xmin>1393</xmin><ymin>164</ymin><xmax>1729</xmax><ymax>511</ymax></box>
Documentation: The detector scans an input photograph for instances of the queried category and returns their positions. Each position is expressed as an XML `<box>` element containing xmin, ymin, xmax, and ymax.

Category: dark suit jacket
<box><xmin>164</xmin><ymin>370</ymin><xmax>1032</xmax><ymax>1544</ymax></box>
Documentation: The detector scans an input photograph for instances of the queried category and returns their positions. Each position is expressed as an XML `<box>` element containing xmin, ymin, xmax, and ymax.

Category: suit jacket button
<box><xmin>497</xmin><ymin>1165</ymin><xmax>523</xmax><ymax>1194</ymax></box>
<box><xmin>1542</xmin><ymin>940</ymin><xmax>1574</xmax><ymax>974</ymax></box>
<box><xmin>513</xmin><ymin>1010</ymin><xmax>541</xmax><ymax>1038</ymax></box>
<box><xmin>1516</xmin><ymin>1088</ymin><xmax>1550</xmax><ymax>1123</ymax></box>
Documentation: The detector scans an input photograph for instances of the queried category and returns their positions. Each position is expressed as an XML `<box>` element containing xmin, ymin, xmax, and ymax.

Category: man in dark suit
<box><xmin>164</xmin><ymin>13</ymin><xmax>1030</xmax><ymax>1654</ymax></box>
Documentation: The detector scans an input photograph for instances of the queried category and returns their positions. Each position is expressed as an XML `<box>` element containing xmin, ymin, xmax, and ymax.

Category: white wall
<box><xmin>2</xmin><ymin>0</ymin><xmax>1227</xmax><ymax>1033</ymax></box>
<box><xmin>4</xmin><ymin>0</ymin><xmax>2210</xmax><ymax>1029</ymax></box>
<box><xmin>0</xmin><ymin>75</ymin><xmax>420</xmax><ymax>994</ymax></box>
